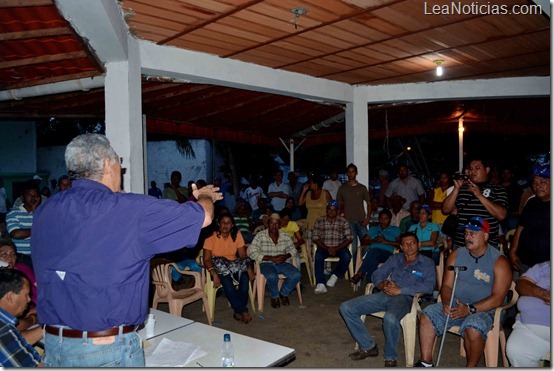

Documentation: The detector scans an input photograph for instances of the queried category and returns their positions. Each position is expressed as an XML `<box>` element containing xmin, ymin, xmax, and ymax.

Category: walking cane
<box><xmin>436</xmin><ymin>265</ymin><xmax>467</xmax><ymax>367</ymax></box>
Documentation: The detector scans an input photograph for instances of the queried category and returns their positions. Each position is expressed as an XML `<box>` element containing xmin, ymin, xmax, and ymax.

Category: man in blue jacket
<box><xmin>340</xmin><ymin>232</ymin><xmax>435</xmax><ymax>367</ymax></box>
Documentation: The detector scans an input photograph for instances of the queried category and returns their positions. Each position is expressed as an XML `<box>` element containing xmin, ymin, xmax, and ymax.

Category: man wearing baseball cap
<box><xmin>312</xmin><ymin>200</ymin><xmax>353</xmax><ymax>294</ymax></box>
<box><xmin>248</xmin><ymin>213</ymin><xmax>300</xmax><ymax>308</ymax></box>
<box><xmin>415</xmin><ymin>216</ymin><xmax>511</xmax><ymax>367</ymax></box>
<box><xmin>508</xmin><ymin>163</ymin><xmax>550</xmax><ymax>274</ymax></box>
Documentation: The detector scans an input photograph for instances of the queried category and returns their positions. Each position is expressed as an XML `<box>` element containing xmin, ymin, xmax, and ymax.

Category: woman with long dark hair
<box><xmin>202</xmin><ymin>213</ymin><xmax>254</xmax><ymax>323</ymax></box>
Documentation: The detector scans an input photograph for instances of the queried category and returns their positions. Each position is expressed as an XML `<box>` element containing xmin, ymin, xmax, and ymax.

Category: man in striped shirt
<box><xmin>6</xmin><ymin>181</ymin><xmax>40</xmax><ymax>268</ymax></box>
<box><xmin>442</xmin><ymin>157</ymin><xmax>508</xmax><ymax>250</ymax></box>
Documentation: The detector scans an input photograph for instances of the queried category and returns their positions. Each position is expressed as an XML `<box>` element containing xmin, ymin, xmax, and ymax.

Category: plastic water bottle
<box><xmin>221</xmin><ymin>333</ymin><xmax>234</xmax><ymax>367</ymax></box>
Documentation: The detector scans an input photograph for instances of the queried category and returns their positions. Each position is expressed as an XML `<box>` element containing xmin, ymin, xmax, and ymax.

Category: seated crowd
<box><xmin>0</xmin><ymin>153</ymin><xmax>549</xmax><ymax>368</ymax></box>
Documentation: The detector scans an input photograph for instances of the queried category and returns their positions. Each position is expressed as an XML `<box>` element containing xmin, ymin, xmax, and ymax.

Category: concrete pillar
<box><xmin>104</xmin><ymin>38</ymin><xmax>145</xmax><ymax>194</ymax></box>
<box><xmin>345</xmin><ymin>87</ymin><xmax>369</xmax><ymax>186</ymax></box>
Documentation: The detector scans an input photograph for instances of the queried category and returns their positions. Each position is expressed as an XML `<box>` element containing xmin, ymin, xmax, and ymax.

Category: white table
<box><xmin>137</xmin><ymin>308</ymin><xmax>194</xmax><ymax>340</ymax></box>
<box><xmin>145</xmin><ymin>322</ymin><xmax>295</xmax><ymax>367</ymax></box>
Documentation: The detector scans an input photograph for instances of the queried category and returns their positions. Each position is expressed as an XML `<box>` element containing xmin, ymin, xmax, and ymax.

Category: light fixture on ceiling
<box><xmin>291</xmin><ymin>7</ymin><xmax>308</xmax><ymax>29</ymax></box>
<box><xmin>434</xmin><ymin>60</ymin><xmax>444</xmax><ymax>77</ymax></box>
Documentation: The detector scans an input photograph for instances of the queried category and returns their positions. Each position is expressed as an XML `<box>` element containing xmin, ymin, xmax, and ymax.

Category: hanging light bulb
<box><xmin>434</xmin><ymin>60</ymin><xmax>444</xmax><ymax>77</ymax></box>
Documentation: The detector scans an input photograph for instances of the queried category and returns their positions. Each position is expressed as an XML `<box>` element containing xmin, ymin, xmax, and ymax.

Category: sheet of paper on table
<box><xmin>145</xmin><ymin>338</ymin><xmax>207</xmax><ymax>367</ymax></box>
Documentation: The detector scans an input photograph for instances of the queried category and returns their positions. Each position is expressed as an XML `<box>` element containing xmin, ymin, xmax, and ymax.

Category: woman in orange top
<box><xmin>203</xmin><ymin>213</ymin><xmax>254</xmax><ymax>323</ymax></box>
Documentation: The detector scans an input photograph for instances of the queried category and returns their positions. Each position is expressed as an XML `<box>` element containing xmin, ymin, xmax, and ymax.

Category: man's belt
<box><xmin>44</xmin><ymin>325</ymin><xmax>136</xmax><ymax>338</ymax></box>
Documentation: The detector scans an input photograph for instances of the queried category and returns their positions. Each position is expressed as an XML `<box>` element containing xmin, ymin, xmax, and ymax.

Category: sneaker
<box><xmin>314</xmin><ymin>283</ymin><xmax>327</xmax><ymax>294</ymax></box>
<box><xmin>326</xmin><ymin>274</ymin><xmax>338</xmax><ymax>287</ymax></box>
<box><xmin>414</xmin><ymin>360</ymin><xmax>434</xmax><ymax>367</ymax></box>
<box><xmin>349</xmin><ymin>346</ymin><xmax>378</xmax><ymax>360</ymax></box>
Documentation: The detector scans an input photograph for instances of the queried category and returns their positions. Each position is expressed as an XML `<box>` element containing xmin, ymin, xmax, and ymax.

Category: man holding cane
<box><xmin>415</xmin><ymin>217</ymin><xmax>511</xmax><ymax>367</ymax></box>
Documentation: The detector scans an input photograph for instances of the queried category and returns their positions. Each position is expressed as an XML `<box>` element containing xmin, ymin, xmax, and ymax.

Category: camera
<box><xmin>453</xmin><ymin>173</ymin><xmax>469</xmax><ymax>181</ymax></box>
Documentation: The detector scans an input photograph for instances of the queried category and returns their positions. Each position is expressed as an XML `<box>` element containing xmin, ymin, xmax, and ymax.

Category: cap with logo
<box><xmin>532</xmin><ymin>163</ymin><xmax>550</xmax><ymax>179</ymax></box>
<box><xmin>458</xmin><ymin>216</ymin><xmax>490</xmax><ymax>233</ymax></box>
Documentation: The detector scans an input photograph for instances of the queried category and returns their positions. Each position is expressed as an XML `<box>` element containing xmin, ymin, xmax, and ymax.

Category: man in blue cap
<box><xmin>312</xmin><ymin>200</ymin><xmax>354</xmax><ymax>293</ymax></box>
<box><xmin>508</xmin><ymin>163</ymin><xmax>550</xmax><ymax>274</ymax></box>
<box><xmin>415</xmin><ymin>216</ymin><xmax>511</xmax><ymax>367</ymax></box>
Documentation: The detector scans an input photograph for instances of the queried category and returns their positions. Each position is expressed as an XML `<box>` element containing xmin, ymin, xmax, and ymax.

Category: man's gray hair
<box><xmin>65</xmin><ymin>134</ymin><xmax>117</xmax><ymax>181</ymax></box>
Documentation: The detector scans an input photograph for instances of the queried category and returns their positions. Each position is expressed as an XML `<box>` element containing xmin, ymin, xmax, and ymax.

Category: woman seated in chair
<box><xmin>0</xmin><ymin>238</ymin><xmax>39</xmax><ymax>332</ymax></box>
<box><xmin>285</xmin><ymin>197</ymin><xmax>303</xmax><ymax>221</ymax></box>
<box><xmin>279</xmin><ymin>207</ymin><xmax>305</xmax><ymax>268</ymax></box>
<box><xmin>407</xmin><ymin>205</ymin><xmax>442</xmax><ymax>265</ymax></box>
<box><xmin>203</xmin><ymin>213</ymin><xmax>255</xmax><ymax>324</ymax></box>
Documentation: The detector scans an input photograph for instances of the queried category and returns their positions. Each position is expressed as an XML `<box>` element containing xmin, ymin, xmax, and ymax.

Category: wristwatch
<box><xmin>468</xmin><ymin>304</ymin><xmax>477</xmax><ymax>314</ymax></box>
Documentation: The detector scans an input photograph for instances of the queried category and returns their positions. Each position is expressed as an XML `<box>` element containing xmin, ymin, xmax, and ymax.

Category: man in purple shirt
<box><xmin>32</xmin><ymin>134</ymin><xmax>221</xmax><ymax>367</ymax></box>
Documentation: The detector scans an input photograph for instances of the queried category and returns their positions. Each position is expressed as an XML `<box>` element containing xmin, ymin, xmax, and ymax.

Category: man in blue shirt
<box><xmin>340</xmin><ymin>232</ymin><xmax>435</xmax><ymax>367</ymax></box>
<box><xmin>350</xmin><ymin>209</ymin><xmax>401</xmax><ymax>285</ymax></box>
<box><xmin>148</xmin><ymin>180</ymin><xmax>163</xmax><ymax>199</ymax></box>
<box><xmin>0</xmin><ymin>269</ymin><xmax>42</xmax><ymax>367</ymax></box>
<box><xmin>33</xmin><ymin>134</ymin><xmax>222</xmax><ymax>367</ymax></box>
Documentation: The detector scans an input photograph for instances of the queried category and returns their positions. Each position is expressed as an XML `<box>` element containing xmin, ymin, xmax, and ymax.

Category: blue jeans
<box><xmin>314</xmin><ymin>246</ymin><xmax>352</xmax><ymax>284</ymax></box>
<box><xmin>349</xmin><ymin>221</ymin><xmax>368</xmax><ymax>264</ymax></box>
<box><xmin>422</xmin><ymin>302</ymin><xmax>495</xmax><ymax>340</ymax></box>
<box><xmin>259</xmin><ymin>262</ymin><xmax>301</xmax><ymax>298</ymax></box>
<box><xmin>357</xmin><ymin>248</ymin><xmax>392</xmax><ymax>282</ymax></box>
<box><xmin>339</xmin><ymin>291</ymin><xmax>412</xmax><ymax>361</ymax></box>
<box><xmin>219</xmin><ymin>271</ymin><xmax>250</xmax><ymax>315</ymax></box>
<box><xmin>171</xmin><ymin>259</ymin><xmax>202</xmax><ymax>281</ymax></box>
<box><xmin>42</xmin><ymin>328</ymin><xmax>144</xmax><ymax>367</ymax></box>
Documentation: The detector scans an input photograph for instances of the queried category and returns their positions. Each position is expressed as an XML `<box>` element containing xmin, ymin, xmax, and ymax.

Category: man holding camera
<box><xmin>442</xmin><ymin>157</ymin><xmax>508</xmax><ymax>250</ymax></box>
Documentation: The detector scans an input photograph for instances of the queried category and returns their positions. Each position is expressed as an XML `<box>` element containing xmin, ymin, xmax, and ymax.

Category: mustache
<box><xmin>465</xmin><ymin>239</ymin><xmax>474</xmax><ymax>245</ymax></box>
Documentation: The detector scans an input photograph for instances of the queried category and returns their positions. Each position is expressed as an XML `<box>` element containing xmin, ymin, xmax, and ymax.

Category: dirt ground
<box><xmin>158</xmin><ymin>266</ymin><xmax>508</xmax><ymax>368</ymax></box>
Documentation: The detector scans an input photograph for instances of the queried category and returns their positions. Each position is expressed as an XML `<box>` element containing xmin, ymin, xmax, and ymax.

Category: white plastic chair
<box><xmin>312</xmin><ymin>242</ymin><xmax>354</xmax><ymax>283</ymax></box>
<box><xmin>433</xmin><ymin>280</ymin><xmax>519</xmax><ymax>367</ymax></box>
<box><xmin>252</xmin><ymin>260</ymin><xmax>303</xmax><ymax>312</ymax></box>
<box><xmin>355</xmin><ymin>282</ymin><xmax>422</xmax><ymax>367</ymax></box>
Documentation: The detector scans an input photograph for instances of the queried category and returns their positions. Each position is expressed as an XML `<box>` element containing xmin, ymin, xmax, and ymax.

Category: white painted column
<box><xmin>104</xmin><ymin>37</ymin><xmax>145</xmax><ymax>194</ymax></box>
<box><xmin>345</xmin><ymin>86</ymin><xmax>369</xmax><ymax>186</ymax></box>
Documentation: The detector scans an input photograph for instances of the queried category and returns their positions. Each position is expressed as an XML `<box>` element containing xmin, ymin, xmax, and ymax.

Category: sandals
<box><xmin>349</xmin><ymin>272</ymin><xmax>362</xmax><ymax>285</ymax></box>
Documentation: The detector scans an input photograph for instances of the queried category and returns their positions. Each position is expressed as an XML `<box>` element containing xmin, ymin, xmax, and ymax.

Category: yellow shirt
<box><xmin>280</xmin><ymin>221</ymin><xmax>300</xmax><ymax>240</ymax></box>
<box><xmin>431</xmin><ymin>186</ymin><xmax>448</xmax><ymax>225</ymax></box>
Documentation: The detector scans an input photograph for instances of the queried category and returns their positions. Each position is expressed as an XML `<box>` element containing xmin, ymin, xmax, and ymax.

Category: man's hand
<box><xmin>192</xmin><ymin>183</ymin><xmax>223</xmax><ymax>202</ymax></box>
<box><xmin>383</xmin><ymin>279</ymin><xmax>401</xmax><ymax>296</ymax></box>
<box><xmin>541</xmin><ymin>290</ymin><xmax>551</xmax><ymax>305</ymax></box>
<box><xmin>374</xmin><ymin>236</ymin><xmax>387</xmax><ymax>243</ymax></box>
<box><xmin>272</xmin><ymin>254</ymin><xmax>289</xmax><ymax>264</ymax></box>
<box><xmin>452</xmin><ymin>178</ymin><xmax>465</xmax><ymax>189</ymax></box>
<box><xmin>449</xmin><ymin>300</ymin><xmax>471</xmax><ymax>320</ymax></box>
<box><xmin>508</xmin><ymin>250</ymin><xmax>521</xmax><ymax>271</ymax></box>
<box><xmin>466</xmin><ymin>179</ymin><xmax>483</xmax><ymax>198</ymax></box>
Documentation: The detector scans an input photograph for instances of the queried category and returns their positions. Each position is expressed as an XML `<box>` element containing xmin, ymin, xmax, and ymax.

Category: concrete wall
<box><xmin>146</xmin><ymin>139</ymin><xmax>215</xmax><ymax>190</ymax></box>
<box><xmin>37</xmin><ymin>146</ymin><xmax>67</xmax><ymax>187</ymax></box>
